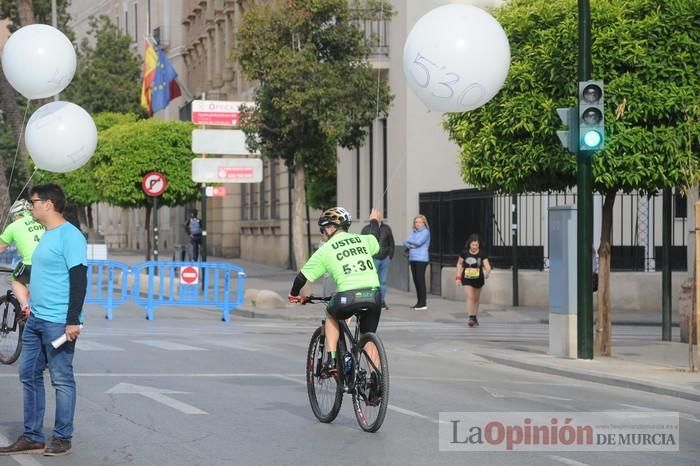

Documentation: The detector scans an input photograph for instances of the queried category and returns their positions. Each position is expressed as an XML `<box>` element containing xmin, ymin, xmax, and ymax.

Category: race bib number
<box><xmin>464</xmin><ymin>268</ymin><xmax>480</xmax><ymax>279</ymax></box>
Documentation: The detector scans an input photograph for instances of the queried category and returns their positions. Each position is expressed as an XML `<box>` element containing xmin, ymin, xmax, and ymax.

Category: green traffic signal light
<box><xmin>578</xmin><ymin>80</ymin><xmax>604</xmax><ymax>151</ymax></box>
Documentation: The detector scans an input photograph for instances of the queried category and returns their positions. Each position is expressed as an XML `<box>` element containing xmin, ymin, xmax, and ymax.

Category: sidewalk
<box><xmin>108</xmin><ymin>252</ymin><xmax>700</xmax><ymax>402</ymax></box>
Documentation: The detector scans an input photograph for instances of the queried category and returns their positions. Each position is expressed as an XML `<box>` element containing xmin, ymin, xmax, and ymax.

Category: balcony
<box><xmin>352</xmin><ymin>11</ymin><xmax>389</xmax><ymax>58</ymax></box>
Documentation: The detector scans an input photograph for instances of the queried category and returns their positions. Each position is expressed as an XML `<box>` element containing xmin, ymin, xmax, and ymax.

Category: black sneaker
<box><xmin>468</xmin><ymin>316</ymin><xmax>479</xmax><ymax>327</ymax></box>
<box><xmin>0</xmin><ymin>436</ymin><xmax>44</xmax><ymax>455</ymax></box>
<box><xmin>43</xmin><ymin>437</ymin><xmax>71</xmax><ymax>457</ymax></box>
<box><xmin>322</xmin><ymin>357</ymin><xmax>338</xmax><ymax>376</ymax></box>
<box><xmin>382</xmin><ymin>302</ymin><xmax>389</xmax><ymax>310</ymax></box>
<box><xmin>366</xmin><ymin>372</ymin><xmax>382</xmax><ymax>406</ymax></box>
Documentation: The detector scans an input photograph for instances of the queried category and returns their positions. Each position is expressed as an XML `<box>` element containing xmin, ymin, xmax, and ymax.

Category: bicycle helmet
<box><xmin>318</xmin><ymin>206</ymin><xmax>352</xmax><ymax>230</ymax></box>
<box><xmin>9</xmin><ymin>199</ymin><xmax>30</xmax><ymax>217</ymax></box>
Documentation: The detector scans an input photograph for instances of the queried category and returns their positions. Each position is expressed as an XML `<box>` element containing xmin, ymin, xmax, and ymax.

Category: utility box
<box><xmin>548</xmin><ymin>206</ymin><xmax>577</xmax><ymax>358</ymax></box>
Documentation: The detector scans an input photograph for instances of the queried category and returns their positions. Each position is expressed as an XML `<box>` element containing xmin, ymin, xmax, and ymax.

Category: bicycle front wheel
<box><xmin>352</xmin><ymin>332</ymin><xmax>389</xmax><ymax>433</ymax></box>
<box><xmin>0</xmin><ymin>294</ymin><xmax>23</xmax><ymax>365</ymax></box>
<box><xmin>306</xmin><ymin>326</ymin><xmax>343</xmax><ymax>423</ymax></box>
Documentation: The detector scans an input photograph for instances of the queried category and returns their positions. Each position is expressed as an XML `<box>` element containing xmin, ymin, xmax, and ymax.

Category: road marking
<box><xmin>616</xmin><ymin>403</ymin><xmax>700</xmax><ymax>424</ymax></box>
<box><xmin>209</xmin><ymin>341</ymin><xmax>262</xmax><ymax>352</ymax></box>
<box><xmin>482</xmin><ymin>386</ymin><xmax>572</xmax><ymax>401</ymax></box>
<box><xmin>106</xmin><ymin>383</ymin><xmax>207</xmax><ymax>415</ymax></box>
<box><xmin>132</xmin><ymin>340</ymin><xmax>208</xmax><ymax>351</ymax></box>
<box><xmin>387</xmin><ymin>405</ymin><xmax>440</xmax><ymax>423</ymax></box>
<box><xmin>549</xmin><ymin>455</ymin><xmax>590</xmax><ymax>466</ymax></box>
<box><xmin>76</xmin><ymin>340</ymin><xmax>125</xmax><ymax>351</ymax></box>
<box><xmin>274</xmin><ymin>375</ymin><xmax>446</xmax><ymax>424</ymax></box>
<box><xmin>0</xmin><ymin>433</ymin><xmax>43</xmax><ymax>466</ymax></box>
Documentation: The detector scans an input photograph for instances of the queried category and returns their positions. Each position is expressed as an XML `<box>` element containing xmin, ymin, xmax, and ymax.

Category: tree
<box><xmin>237</xmin><ymin>0</ymin><xmax>393</xmax><ymax>267</ymax></box>
<box><xmin>444</xmin><ymin>0</ymin><xmax>700</xmax><ymax>355</ymax></box>
<box><xmin>63</xmin><ymin>15</ymin><xmax>145</xmax><ymax>115</ymax></box>
<box><xmin>33</xmin><ymin>112</ymin><xmax>141</xmax><ymax>230</ymax></box>
<box><xmin>92</xmin><ymin>119</ymin><xmax>199</xmax><ymax>259</ymax></box>
<box><xmin>0</xmin><ymin>0</ymin><xmax>72</xmax><ymax>34</ymax></box>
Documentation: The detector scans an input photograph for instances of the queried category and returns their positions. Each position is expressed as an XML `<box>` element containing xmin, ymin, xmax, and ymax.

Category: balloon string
<box><xmin>6</xmin><ymin>102</ymin><xmax>31</xmax><ymax>201</ymax></box>
<box><xmin>1</xmin><ymin>167</ymin><xmax>37</xmax><ymax>231</ymax></box>
<box><xmin>375</xmin><ymin>0</ymin><xmax>398</xmax><ymax>207</ymax></box>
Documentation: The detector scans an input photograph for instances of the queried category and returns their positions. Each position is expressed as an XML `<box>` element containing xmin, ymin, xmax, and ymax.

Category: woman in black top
<box><xmin>455</xmin><ymin>234</ymin><xmax>491</xmax><ymax>327</ymax></box>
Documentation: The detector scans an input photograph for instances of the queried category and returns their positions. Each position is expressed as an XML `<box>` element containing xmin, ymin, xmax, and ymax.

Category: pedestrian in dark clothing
<box><xmin>455</xmin><ymin>234</ymin><xmax>491</xmax><ymax>327</ymax></box>
<box><xmin>361</xmin><ymin>208</ymin><xmax>395</xmax><ymax>309</ymax></box>
<box><xmin>184</xmin><ymin>209</ymin><xmax>203</xmax><ymax>261</ymax></box>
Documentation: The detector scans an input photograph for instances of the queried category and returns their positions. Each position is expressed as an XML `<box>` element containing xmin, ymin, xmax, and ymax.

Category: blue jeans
<box><xmin>19</xmin><ymin>315</ymin><xmax>77</xmax><ymax>443</ymax></box>
<box><xmin>373</xmin><ymin>257</ymin><xmax>391</xmax><ymax>304</ymax></box>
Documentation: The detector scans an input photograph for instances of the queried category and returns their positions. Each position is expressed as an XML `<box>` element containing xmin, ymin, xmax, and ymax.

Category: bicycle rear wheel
<box><xmin>306</xmin><ymin>326</ymin><xmax>343</xmax><ymax>423</ymax></box>
<box><xmin>0</xmin><ymin>294</ymin><xmax>23</xmax><ymax>365</ymax></box>
<box><xmin>352</xmin><ymin>332</ymin><xmax>389</xmax><ymax>432</ymax></box>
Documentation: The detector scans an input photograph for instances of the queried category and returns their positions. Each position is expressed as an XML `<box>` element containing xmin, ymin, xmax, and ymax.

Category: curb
<box><xmin>477</xmin><ymin>353</ymin><xmax>700</xmax><ymax>403</ymax></box>
<box><xmin>537</xmin><ymin>319</ymin><xmax>681</xmax><ymax>327</ymax></box>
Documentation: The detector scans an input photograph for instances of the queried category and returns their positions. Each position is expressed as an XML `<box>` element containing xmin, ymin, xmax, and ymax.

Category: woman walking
<box><xmin>404</xmin><ymin>214</ymin><xmax>430</xmax><ymax>310</ymax></box>
<box><xmin>456</xmin><ymin>234</ymin><xmax>491</xmax><ymax>327</ymax></box>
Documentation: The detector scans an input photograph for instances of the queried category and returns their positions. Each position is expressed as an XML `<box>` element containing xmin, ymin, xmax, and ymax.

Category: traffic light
<box><xmin>578</xmin><ymin>80</ymin><xmax>604</xmax><ymax>151</ymax></box>
<box><xmin>556</xmin><ymin>107</ymin><xmax>578</xmax><ymax>154</ymax></box>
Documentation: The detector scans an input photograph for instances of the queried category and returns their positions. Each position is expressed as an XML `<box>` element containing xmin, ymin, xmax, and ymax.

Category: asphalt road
<box><xmin>0</xmin><ymin>305</ymin><xmax>697</xmax><ymax>466</ymax></box>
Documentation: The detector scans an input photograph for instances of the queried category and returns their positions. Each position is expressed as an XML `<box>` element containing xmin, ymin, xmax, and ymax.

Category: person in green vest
<box><xmin>0</xmin><ymin>199</ymin><xmax>46</xmax><ymax>318</ymax></box>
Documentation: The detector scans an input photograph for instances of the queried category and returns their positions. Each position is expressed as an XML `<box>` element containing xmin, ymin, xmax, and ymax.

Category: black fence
<box><xmin>420</xmin><ymin>188</ymin><xmax>688</xmax><ymax>295</ymax></box>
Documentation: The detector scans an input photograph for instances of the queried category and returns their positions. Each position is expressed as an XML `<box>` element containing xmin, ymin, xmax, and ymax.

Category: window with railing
<box><xmin>352</xmin><ymin>10</ymin><xmax>389</xmax><ymax>57</ymax></box>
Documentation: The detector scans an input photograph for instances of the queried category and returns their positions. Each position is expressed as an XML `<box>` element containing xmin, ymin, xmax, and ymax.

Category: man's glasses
<box><xmin>28</xmin><ymin>198</ymin><xmax>46</xmax><ymax>206</ymax></box>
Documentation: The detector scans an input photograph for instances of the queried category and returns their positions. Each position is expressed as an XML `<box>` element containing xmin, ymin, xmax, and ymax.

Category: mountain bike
<box><xmin>0</xmin><ymin>266</ymin><xmax>23</xmax><ymax>364</ymax></box>
<box><xmin>304</xmin><ymin>296</ymin><xmax>389</xmax><ymax>433</ymax></box>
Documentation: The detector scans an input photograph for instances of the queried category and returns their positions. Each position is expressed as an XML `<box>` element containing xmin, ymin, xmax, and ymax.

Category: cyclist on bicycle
<box><xmin>289</xmin><ymin>207</ymin><xmax>381</xmax><ymax>374</ymax></box>
<box><xmin>0</xmin><ymin>200</ymin><xmax>45</xmax><ymax>319</ymax></box>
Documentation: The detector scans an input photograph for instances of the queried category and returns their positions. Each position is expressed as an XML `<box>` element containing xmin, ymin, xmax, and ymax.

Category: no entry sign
<box><xmin>180</xmin><ymin>266</ymin><xmax>199</xmax><ymax>285</ymax></box>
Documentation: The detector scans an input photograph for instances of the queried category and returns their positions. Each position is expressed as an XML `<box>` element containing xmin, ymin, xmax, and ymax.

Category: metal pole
<box><xmin>577</xmin><ymin>0</ymin><xmax>594</xmax><ymax>359</ymax></box>
<box><xmin>153</xmin><ymin>196</ymin><xmax>159</xmax><ymax>262</ymax></box>
<box><xmin>512</xmin><ymin>194</ymin><xmax>519</xmax><ymax>306</ymax></box>
<box><xmin>662</xmin><ymin>188</ymin><xmax>672</xmax><ymax>340</ymax></box>
<box><xmin>287</xmin><ymin>169</ymin><xmax>295</xmax><ymax>270</ymax></box>
<box><xmin>200</xmin><ymin>185</ymin><xmax>207</xmax><ymax>262</ymax></box>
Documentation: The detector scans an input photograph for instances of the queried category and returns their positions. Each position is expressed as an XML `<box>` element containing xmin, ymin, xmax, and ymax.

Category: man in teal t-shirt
<box><xmin>288</xmin><ymin>206</ymin><xmax>381</xmax><ymax>375</ymax></box>
<box><xmin>0</xmin><ymin>199</ymin><xmax>45</xmax><ymax>314</ymax></box>
<box><xmin>0</xmin><ymin>184</ymin><xmax>87</xmax><ymax>457</ymax></box>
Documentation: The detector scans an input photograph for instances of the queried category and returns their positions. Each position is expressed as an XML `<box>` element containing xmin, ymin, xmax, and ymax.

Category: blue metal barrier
<box><xmin>0</xmin><ymin>248</ymin><xmax>21</xmax><ymax>267</ymax></box>
<box><xmin>129</xmin><ymin>261</ymin><xmax>247</xmax><ymax>321</ymax></box>
<box><xmin>86</xmin><ymin>260</ymin><xmax>131</xmax><ymax>320</ymax></box>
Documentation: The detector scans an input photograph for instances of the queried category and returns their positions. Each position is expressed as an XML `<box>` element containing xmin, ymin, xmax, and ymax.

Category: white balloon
<box><xmin>25</xmin><ymin>101</ymin><xmax>98</xmax><ymax>173</ymax></box>
<box><xmin>403</xmin><ymin>5</ymin><xmax>511</xmax><ymax>113</ymax></box>
<box><xmin>1</xmin><ymin>24</ymin><xmax>76</xmax><ymax>100</ymax></box>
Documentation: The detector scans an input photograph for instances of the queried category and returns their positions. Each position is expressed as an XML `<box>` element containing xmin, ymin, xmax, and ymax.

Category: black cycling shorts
<box><xmin>327</xmin><ymin>288</ymin><xmax>381</xmax><ymax>334</ymax></box>
<box><xmin>12</xmin><ymin>262</ymin><xmax>31</xmax><ymax>285</ymax></box>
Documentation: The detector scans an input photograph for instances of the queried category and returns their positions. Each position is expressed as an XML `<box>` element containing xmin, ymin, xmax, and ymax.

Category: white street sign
<box><xmin>191</xmin><ymin>100</ymin><xmax>253</xmax><ymax>126</ymax></box>
<box><xmin>191</xmin><ymin>129</ymin><xmax>258</xmax><ymax>155</ymax></box>
<box><xmin>106</xmin><ymin>383</ymin><xmax>208</xmax><ymax>415</ymax></box>
<box><xmin>192</xmin><ymin>158</ymin><xmax>263</xmax><ymax>183</ymax></box>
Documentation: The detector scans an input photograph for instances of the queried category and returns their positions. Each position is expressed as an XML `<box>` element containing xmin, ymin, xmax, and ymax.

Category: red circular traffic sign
<box><xmin>180</xmin><ymin>266</ymin><xmax>199</xmax><ymax>285</ymax></box>
<box><xmin>142</xmin><ymin>172</ymin><xmax>167</xmax><ymax>197</ymax></box>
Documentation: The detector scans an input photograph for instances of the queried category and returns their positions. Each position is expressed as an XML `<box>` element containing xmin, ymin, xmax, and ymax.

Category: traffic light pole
<box><xmin>577</xmin><ymin>0</ymin><xmax>594</xmax><ymax>359</ymax></box>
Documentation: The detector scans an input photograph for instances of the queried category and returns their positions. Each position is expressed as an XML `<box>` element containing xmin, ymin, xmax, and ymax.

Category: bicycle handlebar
<box><xmin>303</xmin><ymin>295</ymin><xmax>332</xmax><ymax>304</ymax></box>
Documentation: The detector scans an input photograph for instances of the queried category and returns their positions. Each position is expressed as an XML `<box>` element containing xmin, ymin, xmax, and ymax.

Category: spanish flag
<box><xmin>140</xmin><ymin>41</ymin><xmax>157</xmax><ymax>112</ymax></box>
